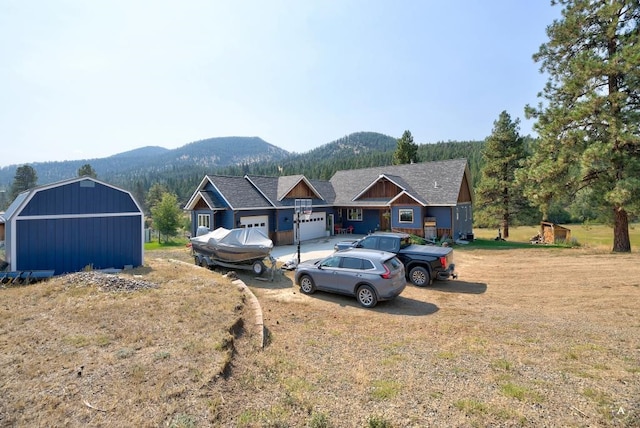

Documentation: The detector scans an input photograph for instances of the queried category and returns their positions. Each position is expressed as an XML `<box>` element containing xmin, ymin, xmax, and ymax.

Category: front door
<box><xmin>381</xmin><ymin>210</ymin><xmax>390</xmax><ymax>231</ymax></box>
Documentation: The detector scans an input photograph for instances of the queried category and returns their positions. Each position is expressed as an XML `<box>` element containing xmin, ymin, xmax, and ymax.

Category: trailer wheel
<box><xmin>252</xmin><ymin>261</ymin><xmax>265</xmax><ymax>275</ymax></box>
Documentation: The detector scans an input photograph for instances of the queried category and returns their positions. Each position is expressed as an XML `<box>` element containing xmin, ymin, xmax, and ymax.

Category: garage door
<box><xmin>239</xmin><ymin>215</ymin><xmax>269</xmax><ymax>237</ymax></box>
<box><xmin>297</xmin><ymin>211</ymin><xmax>326</xmax><ymax>241</ymax></box>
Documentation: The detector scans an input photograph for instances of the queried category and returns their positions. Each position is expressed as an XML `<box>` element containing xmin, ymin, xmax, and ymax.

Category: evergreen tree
<box><xmin>524</xmin><ymin>0</ymin><xmax>640</xmax><ymax>252</ymax></box>
<box><xmin>475</xmin><ymin>111</ymin><xmax>530</xmax><ymax>237</ymax></box>
<box><xmin>10</xmin><ymin>165</ymin><xmax>38</xmax><ymax>200</ymax></box>
<box><xmin>150</xmin><ymin>192</ymin><xmax>182</xmax><ymax>243</ymax></box>
<box><xmin>145</xmin><ymin>183</ymin><xmax>169</xmax><ymax>215</ymax></box>
<box><xmin>393</xmin><ymin>130</ymin><xmax>419</xmax><ymax>164</ymax></box>
<box><xmin>77</xmin><ymin>164</ymin><xmax>97</xmax><ymax>178</ymax></box>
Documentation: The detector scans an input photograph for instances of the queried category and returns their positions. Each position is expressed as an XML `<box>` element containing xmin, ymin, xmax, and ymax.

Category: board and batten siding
<box><xmin>7</xmin><ymin>178</ymin><xmax>144</xmax><ymax>274</ymax></box>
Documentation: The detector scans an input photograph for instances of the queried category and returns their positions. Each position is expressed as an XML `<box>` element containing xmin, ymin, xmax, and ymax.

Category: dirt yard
<box><xmin>228</xmin><ymin>246</ymin><xmax>640</xmax><ymax>427</ymax></box>
<box><xmin>1</xmin><ymin>246</ymin><xmax>639</xmax><ymax>427</ymax></box>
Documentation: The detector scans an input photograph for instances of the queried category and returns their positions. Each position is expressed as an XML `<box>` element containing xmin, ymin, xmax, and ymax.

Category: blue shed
<box><xmin>3</xmin><ymin>177</ymin><xmax>144</xmax><ymax>274</ymax></box>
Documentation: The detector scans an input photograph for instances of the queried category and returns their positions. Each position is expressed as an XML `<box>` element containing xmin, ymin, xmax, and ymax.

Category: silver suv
<box><xmin>294</xmin><ymin>248</ymin><xmax>406</xmax><ymax>308</ymax></box>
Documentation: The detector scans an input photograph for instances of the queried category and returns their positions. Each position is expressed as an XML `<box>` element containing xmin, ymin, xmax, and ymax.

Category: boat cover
<box><xmin>190</xmin><ymin>227</ymin><xmax>273</xmax><ymax>262</ymax></box>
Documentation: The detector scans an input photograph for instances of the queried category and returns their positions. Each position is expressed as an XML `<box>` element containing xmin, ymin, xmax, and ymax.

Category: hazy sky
<box><xmin>0</xmin><ymin>1</ymin><xmax>561</xmax><ymax>167</ymax></box>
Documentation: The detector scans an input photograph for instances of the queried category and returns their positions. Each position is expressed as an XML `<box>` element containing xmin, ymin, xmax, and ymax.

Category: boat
<box><xmin>190</xmin><ymin>227</ymin><xmax>273</xmax><ymax>264</ymax></box>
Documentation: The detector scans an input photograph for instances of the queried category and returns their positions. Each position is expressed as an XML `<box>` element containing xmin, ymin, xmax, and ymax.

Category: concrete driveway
<box><xmin>270</xmin><ymin>234</ymin><xmax>364</xmax><ymax>263</ymax></box>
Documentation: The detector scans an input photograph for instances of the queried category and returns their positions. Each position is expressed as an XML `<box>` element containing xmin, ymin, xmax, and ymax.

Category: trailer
<box><xmin>193</xmin><ymin>252</ymin><xmax>281</xmax><ymax>281</ymax></box>
<box><xmin>0</xmin><ymin>270</ymin><xmax>55</xmax><ymax>285</ymax></box>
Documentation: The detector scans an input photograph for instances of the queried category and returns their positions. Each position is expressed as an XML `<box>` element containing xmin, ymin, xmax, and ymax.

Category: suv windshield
<box><xmin>399</xmin><ymin>237</ymin><xmax>411</xmax><ymax>249</ymax></box>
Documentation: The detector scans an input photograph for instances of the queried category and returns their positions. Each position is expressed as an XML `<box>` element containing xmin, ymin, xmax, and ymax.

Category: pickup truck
<box><xmin>334</xmin><ymin>232</ymin><xmax>456</xmax><ymax>286</ymax></box>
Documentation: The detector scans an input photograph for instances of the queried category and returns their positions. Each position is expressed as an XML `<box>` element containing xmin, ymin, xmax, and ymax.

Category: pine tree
<box><xmin>77</xmin><ymin>164</ymin><xmax>97</xmax><ymax>178</ymax></box>
<box><xmin>393</xmin><ymin>130</ymin><xmax>419</xmax><ymax>165</ymax></box>
<box><xmin>475</xmin><ymin>111</ymin><xmax>530</xmax><ymax>238</ymax></box>
<box><xmin>10</xmin><ymin>165</ymin><xmax>38</xmax><ymax>200</ymax></box>
<box><xmin>524</xmin><ymin>0</ymin><xmax>640</xmax><ymax>252</ymax></box>
<box><xmin>145</xmin><ymin>183</ymin><xmax>169</xmax><ymax>215</ymax></box>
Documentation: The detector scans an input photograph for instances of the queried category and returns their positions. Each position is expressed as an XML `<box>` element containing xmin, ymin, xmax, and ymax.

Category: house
<box><xmin>185</xmin><ymin>158</ymin><xmax>474</xmax><ymax>245</ymax></box>
<box><xmin>2</xmin><ymin>177</ymin><xmax>144</xmax><ymax>274</ymax></box>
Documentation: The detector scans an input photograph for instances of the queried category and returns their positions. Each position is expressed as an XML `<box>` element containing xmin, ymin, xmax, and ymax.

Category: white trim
<box><xmin>16</xmin><ymin>212</ymin><xmax>142</xmax><ymax>220</ymax></box>
<box><xmin>277</xmin><ymin>176</ymin><xmax>324</xmax><ymax>201</ymax></box>
<box><xmin>183</xmin><ymin>176</ymin><xmax>211</xmax><ymax>210</ymax></box>
<box><xmin>197</xmin><ymin>213</ymin><xmax>211</xmax><ymax>229</ymax></box>
<box><xmin>387</xmin><ymin>190</ymin><xmax>426</xmax><ymax>206</ymax></box>
<box><xmin>351</xmin><ymin>174</ymin><xmax>406</xmax><ymax>202</ymax></box>
<box><xmin>398</xmin><ymin>208</ymin><xmax>414</xmax><ymax>223</ymax></box>
<box><xmin>346</xmin><ymin>208</ymin><xmax>363</xmax><ymax>221</ymax></box>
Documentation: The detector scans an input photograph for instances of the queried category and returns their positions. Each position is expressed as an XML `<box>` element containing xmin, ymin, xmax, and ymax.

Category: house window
<box><xmin>347</xmin><ymin>208</ymin><xmax>362</xmax><ymax>221</ymax></box>
<box><xmin>197</xmin><ymin>214</ymin><xmax>211</xmax><ymax>229</ymax></box>
<box><xmin>399</xmin><ymin>209</ymin><xmax>413</xmax><ymax>223</ymax></box>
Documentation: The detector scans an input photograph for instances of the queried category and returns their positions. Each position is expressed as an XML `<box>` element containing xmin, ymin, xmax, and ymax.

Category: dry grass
<box><xmin>0</xmin><ymin>257</ymin><xmax>245</xmax><ymax>427</ymax></box>
<box><xmin>2</xmin><ymin>245</ymin><xmax>640</xmax><ymax>427</ymax></box>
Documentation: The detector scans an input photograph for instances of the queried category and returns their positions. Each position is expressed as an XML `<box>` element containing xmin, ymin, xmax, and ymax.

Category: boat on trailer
<box><xmin>190</xmin><ymin>227</ymin><xmax>273</xmax><ymax>265</ymax></box>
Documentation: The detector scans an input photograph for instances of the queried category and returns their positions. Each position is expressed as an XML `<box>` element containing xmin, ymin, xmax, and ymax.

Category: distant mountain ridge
<box><xmin>108</xmin><ymin>146</ymin><xmax>170</xmax><ymax>158</ymax></box>
<box><xmin>0</xmin><ymin>132</ymin><xmax>486</xmax><ymax>211</ymax></box>
<box><xmin>0</xmin><ymin>137</ymin><xmax>290</xmax><ymax>188</ymax></box>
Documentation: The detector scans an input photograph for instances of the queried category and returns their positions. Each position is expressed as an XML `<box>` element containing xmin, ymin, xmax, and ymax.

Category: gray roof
<box><xmin>245</xmin><ymin>175</ymin><xmax>330</xmax><ymax>207</ymax></box>
<box><xmin>207</xmin><ymin>175</ymin><xmax>272</xmax><ymax>209</ymax></box>
<box><xmin>330</xmin><ymin>158</ymin><xmax>469</xmax><ymax>206</ymax></box>
<box><xmin>194</xmin><ymin>159</ymin><xmax>469</xmax><ymax>211</ymax></box>
<box><xmin>199</xmin><ymin>190</ymin><xmax>228</xmax><ymax>210</ymax></box>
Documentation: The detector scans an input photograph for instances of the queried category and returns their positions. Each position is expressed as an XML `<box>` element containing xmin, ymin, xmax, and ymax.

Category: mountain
<box><xmin>0</xmin><ymin>131</ymin><xmax>486</xmax><ymax>210</ymax></box>
<box><xmin>0</xmin><ymin>137</ymin><xmax>290</xmax><ymax>190</ymax></box>
<box><xmin>109</xmin><ymin>146</ymin><xmax>170</xmax><ymax>159</ymax></box>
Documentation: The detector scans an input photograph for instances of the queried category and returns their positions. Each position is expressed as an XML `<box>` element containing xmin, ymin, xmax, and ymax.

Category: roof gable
<box><xmin>330</xmin><ymin>159</ymin><xmax>469</xmax><ymax>206</ymax></box>
<box><xmin>4</xmin><ymin>177</ymin><xmax>143</xmax><ymax>220</ymax></box>
<box><xmin>244</xmin><ymin>174</ymin><xmax>328</xmax><ymax>207</ymax></box>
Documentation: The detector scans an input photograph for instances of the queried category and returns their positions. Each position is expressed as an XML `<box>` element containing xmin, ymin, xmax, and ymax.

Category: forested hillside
<box><xmin>0</xmin><ymin>132</ymin><xmax>486</xmax><ymax>211</ymax></box>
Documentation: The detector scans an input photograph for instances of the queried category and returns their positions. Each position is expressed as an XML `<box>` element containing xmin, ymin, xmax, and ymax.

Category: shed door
<box><xmin>239</xmin><ymin>215</ymin><xmax>269</xmax><ymax>237</ymax></box>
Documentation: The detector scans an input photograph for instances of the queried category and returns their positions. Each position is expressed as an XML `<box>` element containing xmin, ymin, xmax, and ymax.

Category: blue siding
<box><xmin>20</xmin><ymin>180</ymin><xmax>139</xmax><ymax>216</ymax></box>
<box><xmin>277</xmin><ymin>209</ymin><xmax>295</xmax><ymax>232</ymax></box>
<box><xmin>344</xmin><ymin>209</ymin><xmax>380</xmax><ymax>234</ymax></box>
<box><xmin>453</xmin><ymin>203</ymin><xmax>473</xmax><ymax>239</ymax></box>
<box><xmin>426</xmin><ymin>206</ymin><xmax>452</xmax><ymax>228</ymax></box>
<box><xmin>16</xmin><ymin>216</ymin><xmax>142</xmax><ymax>274</ymax></box>
<box><xmin>391</xmin><ymin>206</ymin><xmax>422</xmax><ymax>229</ymax></box>
<box><xmin>218</xmin><ymin>210</ymin><xmax>235</xmax><ymax>230</ymax></box>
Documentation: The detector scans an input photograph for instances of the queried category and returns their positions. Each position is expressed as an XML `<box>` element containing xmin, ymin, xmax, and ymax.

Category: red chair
<box><xmin>346</xmin><ymin>225</ymin><xmax>354</xmax><ymax>234</ymax></box>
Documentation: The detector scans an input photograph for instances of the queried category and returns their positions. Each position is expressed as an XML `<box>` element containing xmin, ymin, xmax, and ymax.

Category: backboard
<box><xmin>294</xmin><ymin>198</ymin><xmax>312</xmax><ymax>219</ymax></box>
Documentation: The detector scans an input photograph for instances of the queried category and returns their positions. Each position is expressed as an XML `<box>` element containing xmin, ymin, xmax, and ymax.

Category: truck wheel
<box><xmin>199</xmin><ymin>258</ymin><xmax>209</xmax><ymax>269</ymax></box>
<box><xmin>409</xmin><ymin>266</ymin><xmax>432</xmax><ymax>287</ymax></box>
<box><xmin>252</xmin><ymin>261</ymin><xmax>265</xmax><ymax>275</ymax></box>
<box><xmin>356</xmin><ymin>284</ymin><xmax>377</xmax><ymax>308</ymax></box>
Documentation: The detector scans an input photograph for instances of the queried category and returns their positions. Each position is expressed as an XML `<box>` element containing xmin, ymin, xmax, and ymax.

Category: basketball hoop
<box><xmin>295</xmin><ymin>198</ymin><xmax>313</xmax><ymax>219</ymax></box>
<box><xmin>294</xmin><ymin>199</ymin><xmax>313</xmax><ymax>262</ymax></box>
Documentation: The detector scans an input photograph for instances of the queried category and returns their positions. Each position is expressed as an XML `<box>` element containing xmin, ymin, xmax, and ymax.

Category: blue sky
<box><xmin>0</xmin><ymin>1</ymin><xmax>561</xmax><ymax>167</ymax></box>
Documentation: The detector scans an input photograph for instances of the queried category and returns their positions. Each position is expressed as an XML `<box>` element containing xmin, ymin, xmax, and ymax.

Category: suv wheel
<box><xmin>299</xmin><ymin>275</ymin><xmax>316</xmax><ymax>294</ymax></box>
<box><xmin>356</xmin><ymin>285</ymin><xmax>377</xmax><ymax>308</ymax></box>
